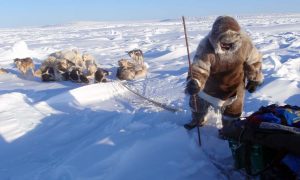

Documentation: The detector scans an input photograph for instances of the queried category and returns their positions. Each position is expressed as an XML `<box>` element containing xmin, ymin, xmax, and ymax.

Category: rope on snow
<box><xmin>116</xmin><ymin>80</ymin><xmax>183</xmax><ymax>113</ymax></box>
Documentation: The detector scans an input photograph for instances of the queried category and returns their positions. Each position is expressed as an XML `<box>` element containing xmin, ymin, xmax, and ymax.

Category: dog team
<box><xmin>1</xmin><ymin>48</ymin><xmax>148</xmax><ymax>83</ymax></box>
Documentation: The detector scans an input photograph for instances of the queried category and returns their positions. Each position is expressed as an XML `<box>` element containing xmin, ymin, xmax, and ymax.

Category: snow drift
<box><xmin>0</xmin><ymin>14</ymin><xmax>299</xmax><ymax>179</ymax></box>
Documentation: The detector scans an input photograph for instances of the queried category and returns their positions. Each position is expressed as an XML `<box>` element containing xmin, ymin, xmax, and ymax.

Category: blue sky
<box><xmin>0</xmin><ymin>0</ymin><xmax>299</xmax><ymax>27</ymax></box>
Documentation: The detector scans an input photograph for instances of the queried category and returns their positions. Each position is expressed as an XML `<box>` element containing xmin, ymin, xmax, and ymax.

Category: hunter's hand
<box><xmin>246</xmin><ymin>80</ymin><xmax>261</xmax><ymax>93</ymax></box>
<box><xmin>185</xmin><ymin>78</ymin><xmax>201</xmax><ymax>95</ymax></box>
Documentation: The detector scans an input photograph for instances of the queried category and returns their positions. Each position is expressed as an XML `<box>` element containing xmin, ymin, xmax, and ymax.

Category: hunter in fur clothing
<box><xmin>184</xmin><ymin>16</ymin><xmax>263</xmax><ymax>132</ymax></box>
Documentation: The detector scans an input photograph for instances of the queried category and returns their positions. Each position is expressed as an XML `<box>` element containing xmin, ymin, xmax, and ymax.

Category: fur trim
<box><xmin>209</xmin><ymin>30</ymin><xmax>242</xmax><ymax>55</ymax></box>
<box><xmin>211</xmin><ymin>16</ymin><xmax>241</xmax><ymax>38</ymax></box>
<box><xmin>209</xmin><ymin>16</ymin><xmax>242</xmax><ymax>56</ymax></box>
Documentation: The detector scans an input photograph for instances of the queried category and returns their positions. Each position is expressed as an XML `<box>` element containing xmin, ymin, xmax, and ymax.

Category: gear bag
<box><xmin>223</xmin><ymin>104</ymin><xmax>300</xmax><ymax>178</ymax></box>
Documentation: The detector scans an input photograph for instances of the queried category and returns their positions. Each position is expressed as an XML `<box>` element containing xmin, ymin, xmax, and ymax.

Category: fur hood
<box><xmin>208</xmin><ymin>16</ymin><xmax>242</xmax><ymax>55</ymax></box>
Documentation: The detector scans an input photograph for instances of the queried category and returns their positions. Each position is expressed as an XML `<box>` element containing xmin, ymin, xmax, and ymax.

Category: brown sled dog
<box><xmin>14</xmin><ymin>57</ymin><xmax>35</xmax><ymax>76</ymax></box>
<box><xmin>0</xmin><ymin>68</ymin><xmax>8</xmax><ymax>75</ymax></box>
<box><xmin>95</xmin><ymin>68</ymin><xmax>109</xmax><ymax>83</ymax></box>
<box><xmin>116</xmin><ymin>59</ymin><xmax>136</xmax><ymax>80</ymax></box>
<box><xmin>116</xmin><ymin>59</ymin><xmax>147</xmax><ymax>80</ymax></box>
<box><xmin>127</xmin><ymin>49</ymin><xmax>144</xmax><ymax>66</ymax></box>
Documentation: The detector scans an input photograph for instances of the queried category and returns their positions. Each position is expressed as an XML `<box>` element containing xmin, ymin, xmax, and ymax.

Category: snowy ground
<box><xmin>0</xmin><ymin>14</ymin><xmax>299</xmax><ymax>179</ymax></box>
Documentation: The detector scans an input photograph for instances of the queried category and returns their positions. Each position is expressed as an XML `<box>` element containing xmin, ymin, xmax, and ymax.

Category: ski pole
<box><xmin>182</xmin><ymin>16</ymin><xmax>201</xmax><ymax>146</ymax></box>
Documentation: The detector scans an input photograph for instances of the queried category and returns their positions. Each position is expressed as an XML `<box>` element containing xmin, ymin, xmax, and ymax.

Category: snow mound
<box><xmin>0</xmin><ymin>41</ymin><xmax>38</xmax><ymax>64</ymax></box>
<box><xmin>11</xmin><ymin>41</ymin><xmax>37</xmax><ymax>59</ymax></box>
<box><xmin>46</xmin><ymin>82</ymin><xmax>129</xmax><ymax>107</ymax></box>
<box><xmin>0</xmin><ymin>93</ymin><xmax>46</xmax><ymax>142</ymax></box>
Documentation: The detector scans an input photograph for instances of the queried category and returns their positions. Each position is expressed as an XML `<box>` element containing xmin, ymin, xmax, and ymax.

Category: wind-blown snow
<box><xmin>0</xmin><ymin>14</ymin><xmax>299</xmax><ymax>179</ymax></box>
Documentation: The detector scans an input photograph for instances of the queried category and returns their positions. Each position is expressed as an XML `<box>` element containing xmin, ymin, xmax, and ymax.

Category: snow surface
<box><xmin>0</xmin><ymin>14</ymin><xmax>299</xmax><ymax>179</ymax></box>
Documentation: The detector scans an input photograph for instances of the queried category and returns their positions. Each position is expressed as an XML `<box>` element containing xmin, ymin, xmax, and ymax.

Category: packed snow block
<box><xmin>116</xmin><ymin>59</ymin><xmax>147</xmax><ymax>80</ymax></box>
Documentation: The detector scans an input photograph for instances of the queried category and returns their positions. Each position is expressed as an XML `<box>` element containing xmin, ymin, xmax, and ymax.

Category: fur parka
<box><xmin>190</xmin><ymin>16</ymin><xmax>263</xmax><ymax>117</ymax></box>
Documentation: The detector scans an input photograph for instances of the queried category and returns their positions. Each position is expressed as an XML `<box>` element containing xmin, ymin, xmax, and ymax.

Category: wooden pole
<box><xmin>182</xmin><ymin>16</ymin><xmax>201</xmax><ymax>146</ymax></box>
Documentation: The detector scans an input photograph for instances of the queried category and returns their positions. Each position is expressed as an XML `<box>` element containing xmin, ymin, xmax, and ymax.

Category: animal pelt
<box><xmin>0</xmin><ymin>68</ymin><xmax>8</xmax><ymax>75</ymax></box>
<box><xmin>14</xmin><ymin>57</ymin><xmax>35</xmax><ymax>76</ymax></box>
<box><xmin>94</xmin><ymin>68</ymin><xmax>109</xmax><ymax>83</ymax></box>
<box><xmin>116</xmin><ymin>59</ymin><xmax>147</xmax><ymax>80</ymax></box>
